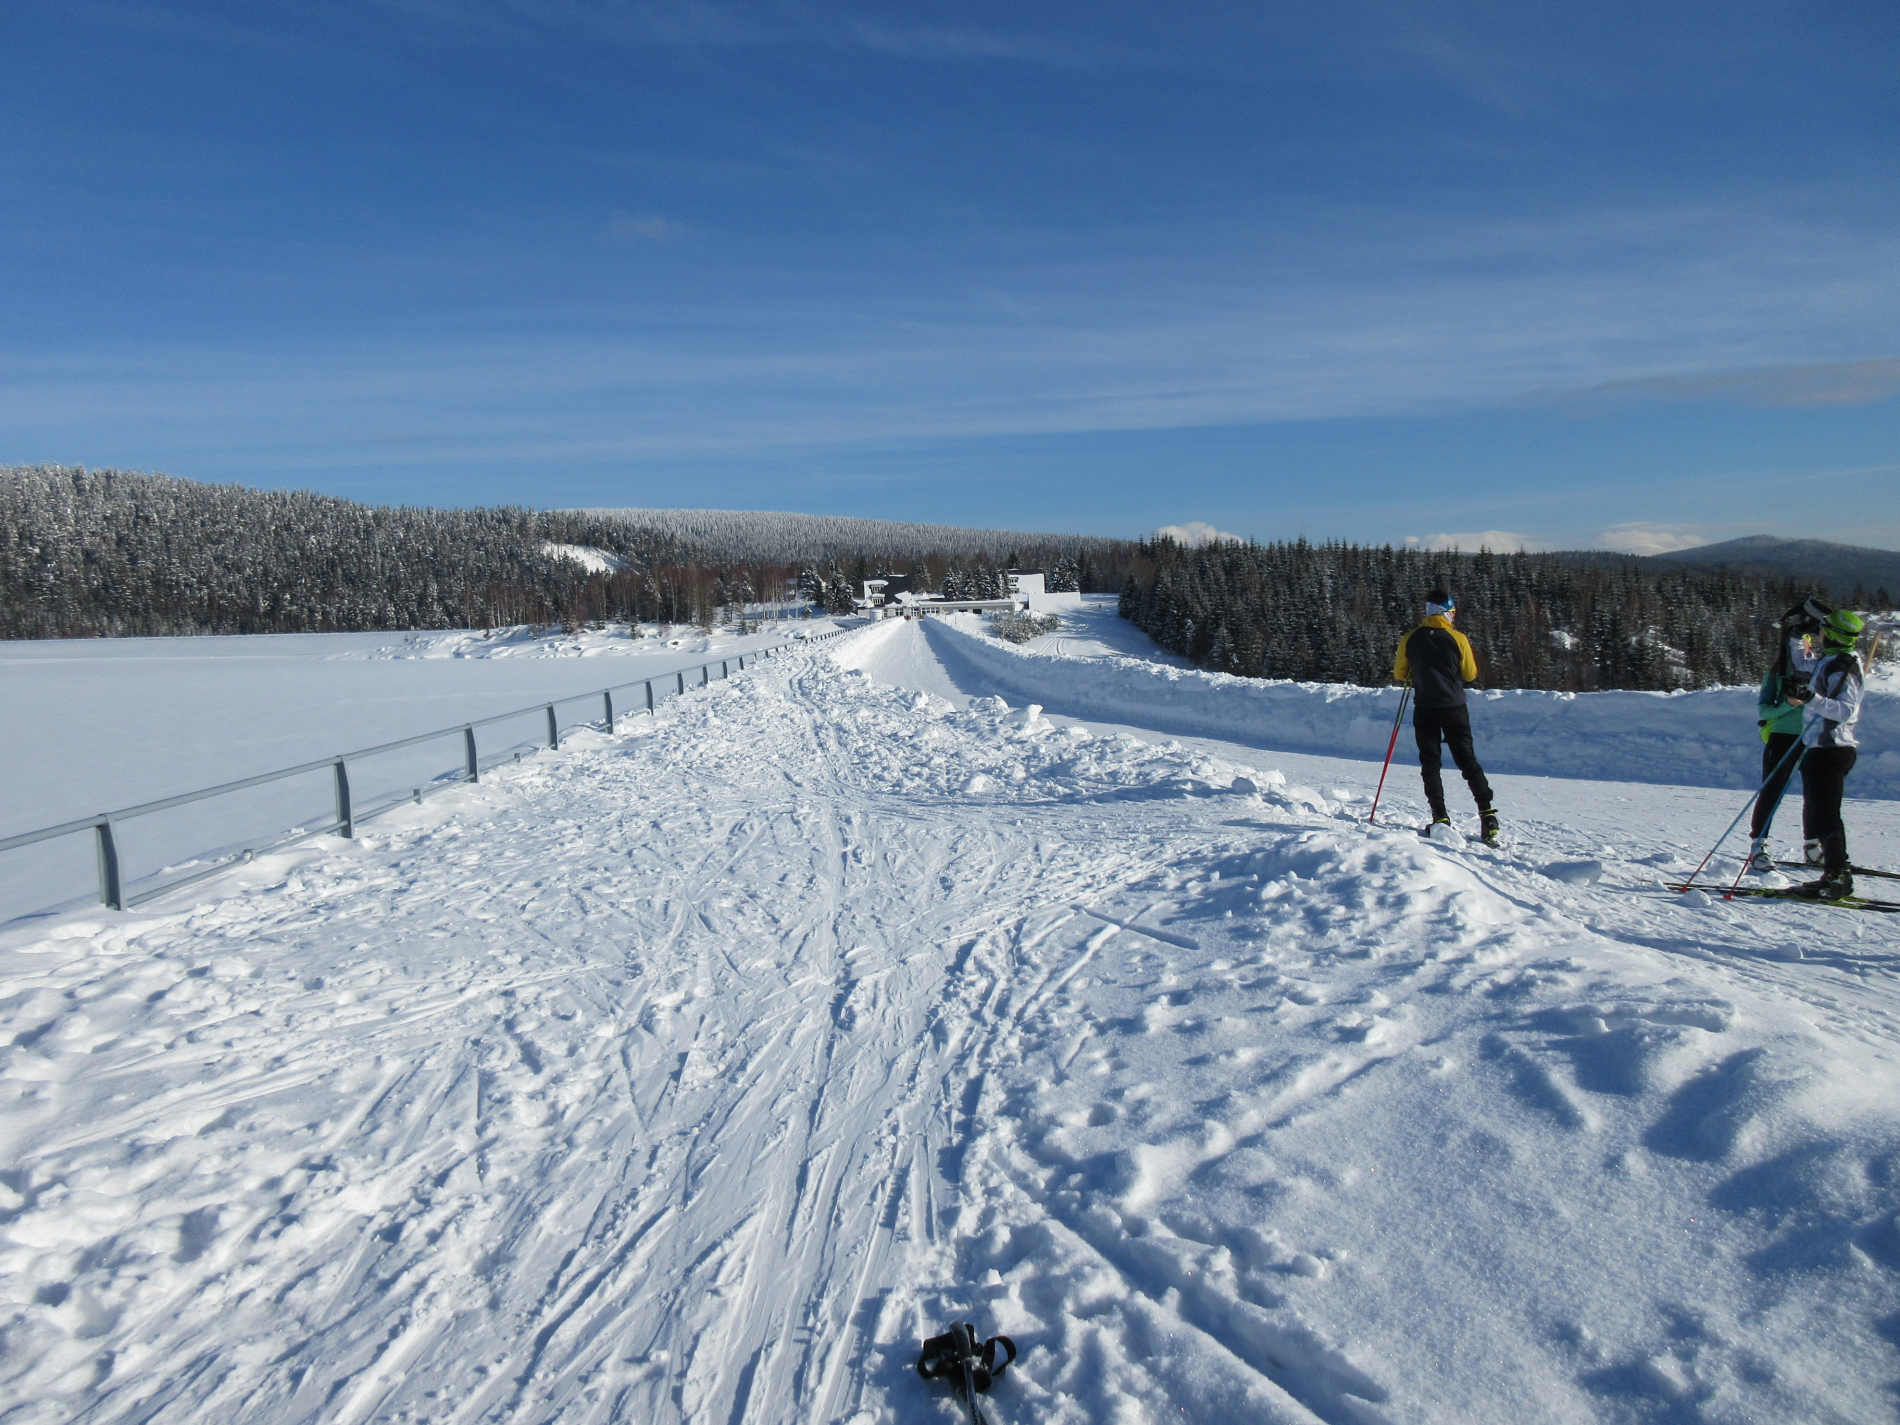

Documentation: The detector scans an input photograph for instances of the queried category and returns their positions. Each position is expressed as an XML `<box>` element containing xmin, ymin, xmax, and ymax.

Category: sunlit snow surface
<box><xmin>2</xmin><ymin>617</ymin><xmax>1899</xmax><ymax>1423</ymax></box>
<box><xmin>0</xmin><ymin>621</ymin><xmax>832</xmax><ymax>919</ymax></box>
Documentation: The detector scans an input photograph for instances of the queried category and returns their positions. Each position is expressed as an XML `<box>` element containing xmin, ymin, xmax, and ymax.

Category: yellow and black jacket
<box><xmin>1393</xmin><ymin>615</ymin><xmax>1478</xmax><ymax>709</ymax></box>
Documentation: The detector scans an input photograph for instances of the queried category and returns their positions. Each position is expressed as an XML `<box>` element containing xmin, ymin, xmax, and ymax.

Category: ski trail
<box><xmin>3</xmin><ymin>623</ymin><xmax>1898</xmax><ymax>1424</ymax></box>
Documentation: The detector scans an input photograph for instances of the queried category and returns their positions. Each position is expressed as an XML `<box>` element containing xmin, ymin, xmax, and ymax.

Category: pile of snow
<box><xmin>2</xmin><ymin>627</ymin><xmax>1897</xmax><ymax>1423</ymax></box>
<box><xmin>922</xmin><ymin>613</ymin><xmax>1900</xmax><ymax>799</ymax></box>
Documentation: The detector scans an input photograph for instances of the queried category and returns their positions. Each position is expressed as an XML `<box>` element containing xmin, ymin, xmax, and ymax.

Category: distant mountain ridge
<box><xmin>572</xmin><ymin>507</ymin><xmax>1123</xmax><ymax>563</ymax></box>
<box><xmin>1647</xmin><ymin>535</ymin><xmax>1900</xmax><ymax>601</ymax></box>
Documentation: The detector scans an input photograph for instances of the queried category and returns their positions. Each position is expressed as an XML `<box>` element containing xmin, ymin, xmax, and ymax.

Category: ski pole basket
<box><xmin>918</xmin><ymin>1322</ymin><xmax>1017</xmax><ymax>1423</ymax></box>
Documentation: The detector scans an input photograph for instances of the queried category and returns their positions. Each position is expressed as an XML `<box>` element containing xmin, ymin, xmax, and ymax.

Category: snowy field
<box><xmin>0</xmin><ymin>620</ymin><xmax>839</xmax><ymax>921</ymax></box>
<box><xmin>947</xmin><ymin>598</ymin><xmax>1900</xmax><ymax>801</ymax></box>
<box><xmin>3</xmin><ymin>617</ymin><xmax>1899</xmax><ymax>1424</ymax></box>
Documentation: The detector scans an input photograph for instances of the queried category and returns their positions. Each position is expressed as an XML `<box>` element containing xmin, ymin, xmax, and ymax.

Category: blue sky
<box><xmin>3</xmin><ymin>0</ymin><xmax>1897</xmax><ymax>550</ymax></box>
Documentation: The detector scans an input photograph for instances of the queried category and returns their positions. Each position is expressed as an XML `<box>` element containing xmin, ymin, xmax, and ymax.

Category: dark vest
<box><xmin>1405</xmin><ymin>626</ymin><xmax>1468</xmax><ymax>709</ymax></box>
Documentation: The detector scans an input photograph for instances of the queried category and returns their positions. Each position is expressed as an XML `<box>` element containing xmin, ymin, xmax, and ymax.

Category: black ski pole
<box><xmin>954</xmin><ymin>1323</ymin><xmax>989</xmax><ymax>1425</ymax></box>
<box><xmin>1723</xmin><ymin>742</ymin><xmax>1810</xmax><ymax>898</ymax></box>
<box><xmin>1681</xmin><ymin>736</ymin><xmax>1805</xmax><ymax>892</ymax></box>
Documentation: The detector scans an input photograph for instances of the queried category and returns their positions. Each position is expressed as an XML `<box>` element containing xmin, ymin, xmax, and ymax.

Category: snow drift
<box><xmin>918</xmin><ymin>613</ymin><xmax>1900</xmax><ymax>800</ymax></box>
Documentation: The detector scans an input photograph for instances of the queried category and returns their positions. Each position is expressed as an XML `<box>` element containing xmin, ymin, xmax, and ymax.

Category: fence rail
<box><xmin>1</xmin><ymin>628</ymin><xmax>851</xmax><ymax>917</ymax></box>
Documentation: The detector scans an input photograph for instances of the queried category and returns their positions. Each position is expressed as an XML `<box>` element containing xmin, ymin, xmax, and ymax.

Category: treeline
<box><xmin>1119</xmin><ymin>538</ymin><xmax>1829</xmax><ymax>691</ymax></box>
<box><xmin>389</xmin><ymin>534</ymin><xmax>1123</xmax><ymax>634</ymax></box>
<box><xmin>573</xmin><ymin>506</ymin><xmax>1129</xmax><ymax>563</ymax></box>
<box><xmin>0</xmin><ymin>466</ymin><xmax>709</xmax><ymax>638</ymax></box>
<box><xmin>789</xmin><ymin>550</ymin><xmax>1101</xmax><ymax>614</ymax></box>
<box><xmin>0</xmin><ymin>466</ymin><xmax>1136</xmax><ymax>639</ymax></box>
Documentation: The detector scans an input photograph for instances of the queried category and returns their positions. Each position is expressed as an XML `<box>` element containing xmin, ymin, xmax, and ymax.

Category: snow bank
<box><xmin>924</xmin><ymin>614</ymin><xmax>1900</xmax><ymax>799</ymax></box>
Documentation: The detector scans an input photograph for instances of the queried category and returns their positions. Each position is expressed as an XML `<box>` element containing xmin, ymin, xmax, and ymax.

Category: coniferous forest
<box><xmin>7</xmin><ymin>465</ymin><xmax>1884</xmax><ymax>692</ymax></box>
<box><xmin>0</xmin><ymin>466</ymin><xmax>1130</xmax><ymax>639</ymax></box>
<box><xmin>0</xmin><ymin>466</ymin><xmax>698</xmax><ymax>637</ymax></box>
<box><xmin>1118</xmin><ymin>538</ymin><xmax>1835</xmax><ymax>692</ymax></box>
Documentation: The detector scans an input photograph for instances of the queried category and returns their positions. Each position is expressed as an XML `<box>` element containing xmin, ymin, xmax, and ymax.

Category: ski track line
<box><xmin>6</xmin><ymin>632</ymin><xmax>1899</xmax><ymax>1424</ymax></box>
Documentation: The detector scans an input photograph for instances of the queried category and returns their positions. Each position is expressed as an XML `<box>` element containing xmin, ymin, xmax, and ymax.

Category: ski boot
<box><xmin>1794</xmin><ymin>870</ymin><xmax>1854</xmax><ymax>902</ymax></box>
<box><xmin>1479</xmin><ymin>807</ymin><xmax>1501</xmax><ymax>847</ymax></box>
<box><xmin>1803</xmin><ymin>839</ymin><xmax>1825</xmax><ymax>866</ymax></box>
<box><xmin>1746</xmin><ymin>839</ymin><xmax>1774</xmax><ymax>875</ymax></box>
<box><xmin>1420</xmin><ymin>816</ymin><xmax>1452</xmax><ymax>840</ymax></box>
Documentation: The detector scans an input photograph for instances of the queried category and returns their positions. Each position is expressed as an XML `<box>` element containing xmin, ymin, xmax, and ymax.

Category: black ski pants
<box><xmin>1750</xmin><ymin>732</ymin><xmax>1802</xmax><ymax>841</ymax></box>
<box><xmin>1800</xmin><ymin>745</ymin><xmax>1857</xmax><ymax>875</ymax></box>
<box><xmin>1414</xmin><ymin>704</ymin><xmax>1493</xmax><ymax>820</ymax></box>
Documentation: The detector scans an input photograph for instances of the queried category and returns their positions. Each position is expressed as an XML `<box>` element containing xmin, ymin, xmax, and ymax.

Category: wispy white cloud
<box><xmin>1156</xmin><ymin>521</ymin><xmax>1243</xmax><ymax>545</ymax></box>
<box><xmin>1595</xmin><ymin>523</ymin><xmax>1707</xmax><ymax>556</ymax></box>
<box><xmin>841</xmin><ymin>18</ymin><xmax>1096</xmax><ymax>67</ymax></box>
<box><xmin>609</xmin><ymin>213</ymin><xmax>683</xmax><ymax>243</ymax></box>
<box><xmin>1555</xmin><ymin>358</ymin><xmax>1900</xmax><ymax>409</ymax></box>
<box><xmin>1402</xmin><ymin>531</ymin><xmax>1536</xmax><ymax>552</ymax></box>
<box><xmin>359</xmin><ymin>0</ymin><xmax>1102</xmax><ymax>66</ymax></box>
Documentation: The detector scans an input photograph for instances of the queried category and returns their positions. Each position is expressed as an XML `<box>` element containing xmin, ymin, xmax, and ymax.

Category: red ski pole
<box><xmin>1368</xmin><ymin>685</ymin><xmax>1411</xmax><ymax>825</ymax></box>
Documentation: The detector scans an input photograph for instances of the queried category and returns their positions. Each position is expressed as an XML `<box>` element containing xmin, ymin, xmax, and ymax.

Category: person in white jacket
<box><xmin>1785</xmin><ymin>607</ymin><xmax>1867</xmax><ymax>900</ymax></box>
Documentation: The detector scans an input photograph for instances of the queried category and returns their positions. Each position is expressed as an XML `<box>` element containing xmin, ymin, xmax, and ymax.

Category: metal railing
<box><xmin>0</xmin><ymin>628</ymin><xmax>852</xmax><ymax>916</ymax></box>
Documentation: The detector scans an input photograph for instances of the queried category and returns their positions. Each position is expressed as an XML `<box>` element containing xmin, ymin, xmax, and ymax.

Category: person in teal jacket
<box><xmin>1747</xmin><ymin>598</ymin><xmax>1828</xmax><ymax>873</ymax></box>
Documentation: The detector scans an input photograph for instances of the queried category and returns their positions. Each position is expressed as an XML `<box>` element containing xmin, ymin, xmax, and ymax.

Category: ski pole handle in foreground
<box><xmin>918</xmin><ymin>1323</ymin><xmax>1016</xmax><ymax>1425</ymax></box>
<box><xmin>1367</xmin><ymin>685</ymin><xmax>1412</xmax><ymax>825</ymax></box>
<box><xmin>1680</xmin><ymin>737</ymin><xmax>1806</xmax><ymax>892</ymax></box>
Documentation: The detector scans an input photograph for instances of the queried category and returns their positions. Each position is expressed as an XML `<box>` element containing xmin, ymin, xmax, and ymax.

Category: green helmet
<box><xmin>1822</xmin><ymin>608</ymin><xmax>1865</xmax><ymax>646</ymax></box>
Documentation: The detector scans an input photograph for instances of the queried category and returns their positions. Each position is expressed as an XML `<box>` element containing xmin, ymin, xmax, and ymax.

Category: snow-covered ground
<box><xmin>927</xmin><ymin>600</ymin><xmax>1900</xmax><ymax>800</ymax></box>
<box><xmin>0</xmin><ymin>620</ymin><xmax>841</xmax><ymax>921</ymax></box>
<box><xmin>991</xmin><ymin>592</ymin><xmax>1196</xmax><ymax>666</ymax></box>
<box><xmin>2</xmin><ymin>618</ymin><xmax>1898</xmax><ymax>1424</ymax></box>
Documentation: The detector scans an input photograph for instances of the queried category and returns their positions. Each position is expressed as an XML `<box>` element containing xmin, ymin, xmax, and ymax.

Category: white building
<box><xmin>1009</xmin><ymin>570</ymin><xmax>1087</xmax><ymax>615</ymax></box>
<box><xmin>856</xmin><ymin>568</ymin><xmax>1083</xmax><ymax>619</ymax></box>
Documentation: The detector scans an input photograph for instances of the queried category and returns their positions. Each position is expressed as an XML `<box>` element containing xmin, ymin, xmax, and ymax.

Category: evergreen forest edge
<box><xmin>5</xmin><ymin>465</ymin><xmax>1892</xmax><ymax>694</ymax></box>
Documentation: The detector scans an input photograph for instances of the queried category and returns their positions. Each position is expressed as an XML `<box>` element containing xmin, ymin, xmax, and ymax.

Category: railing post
<box><xmin>547</xmin><ymin>705</ymin><xmax>559</xmax><ymax>748</ymax></box>
<box><xmin>95</xmin><ymin>818</ymin><xmax>123</xmax><ymax>910</ymax></box>
<box><xmin>677</xmin><ymin>671</ymin><xmax>685</xmax><ymax>695</ymax></box>
<box><xmin>701</xmin><ymin>666</ymin><xmax>709</xmax><ymax>686</ymax></box>
<box><xmin>334</xmin><ymin>760</ymin><xmax>354</xmax><ymax>838</ymax></box>
<box><xmin>722</xmin><ymin>660</ymin><xmax>729</xmax><ymax>679</ymax></box>
<box><xmin>646</xmin><ymin>681</ymin><xmax>655</xmax><ymax>713</ymax></box>
<box><xmin>604</xmin><ymin>690</ymin><xmax>614</xmax><ymax>729</ymax></box>
<box><xmin>464</xmin><ymin>725</ymin><xmax>479</xmax><ymax>783</ymax></box>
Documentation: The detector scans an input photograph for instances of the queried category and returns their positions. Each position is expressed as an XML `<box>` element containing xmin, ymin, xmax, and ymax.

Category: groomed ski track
<box><xmin>4</xmin><ymin>619</ymin><xmax>1900</xmax><ymax>1424</ymax></box>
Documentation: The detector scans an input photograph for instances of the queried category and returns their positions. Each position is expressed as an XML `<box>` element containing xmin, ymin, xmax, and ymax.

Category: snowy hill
<box><xmin>569</xmin><ymin>506</ymin><xmax>1125</xmax><ymax>562</ymax></box>
<box><xmin>3</xmin><ymin>619</ymin><xmax>1898</xmax><ymax>1423</ymax></box>
<box><xmin>1650</xmin><ymin>534</ymin><xmax>1900</xmax><ymax>598</ymax></box>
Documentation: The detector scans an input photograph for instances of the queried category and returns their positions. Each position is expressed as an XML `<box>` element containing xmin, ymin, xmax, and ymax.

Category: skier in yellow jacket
<box><xmin>1393</xmin><ymin>588</ymin><xmax>1499</xmax><ymax>845</ymax></box>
